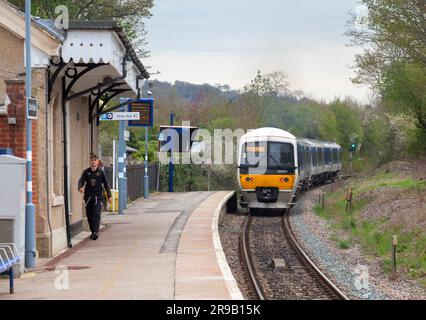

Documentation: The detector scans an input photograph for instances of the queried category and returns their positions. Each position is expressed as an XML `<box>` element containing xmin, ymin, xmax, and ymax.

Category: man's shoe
<box><xmin>90</xmin><ymin>233</ymin><xmax>94</xmax><ymax>240</ymax></box>
<box><xmin>92</xmin><ymin>232</ymin><xmax>99</xmax><ymax>240</ymax></box>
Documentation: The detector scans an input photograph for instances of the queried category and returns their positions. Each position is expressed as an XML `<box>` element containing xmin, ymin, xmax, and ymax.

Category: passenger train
<box><xmin>237</xmin><ymin>127</ymin><xmax>342</xmax><ymax>210</ymax></box>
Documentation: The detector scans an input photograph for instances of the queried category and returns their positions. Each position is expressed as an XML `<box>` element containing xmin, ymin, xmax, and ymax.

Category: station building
<box><xmin>0</xmin><ymin>0</ymin><xmax>149</xmax><ymax>258</ymax></box>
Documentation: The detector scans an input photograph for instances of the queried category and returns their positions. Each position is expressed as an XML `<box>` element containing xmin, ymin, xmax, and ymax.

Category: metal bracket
<box><xmin>47</xmin><ymin>57</ymin><xmax>66</xmax><ymax>103</ymax></box>
<box><xmin>95</xmin><ymin>89</ymin><xmax>131</xmax><ymax>126</ymax></box>
<box><xmin>88</xmin><ymin>83</ymin><xmax>127</xmax><ymax>122</ymax></box>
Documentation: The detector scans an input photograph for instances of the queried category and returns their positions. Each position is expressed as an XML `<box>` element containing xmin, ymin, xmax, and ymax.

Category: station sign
<box><xmin>27</xmin><ymin>97</ymin><xmax>38</xmax><ymax>120</ymax></box>
<box><xmin>100</xmin><ymin>112</ymin><xmax>140</xmax><ymax>121</ymax></box>
<box><xmin>128</xmin><ymin>98</ymin><xmax>154</xmax><ymax>127</ymax></box>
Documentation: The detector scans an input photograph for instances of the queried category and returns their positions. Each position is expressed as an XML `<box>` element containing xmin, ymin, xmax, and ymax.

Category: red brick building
<box><xmin>0</xmin><ymin>0</ymin><xmax>148</xmax><ymax>259</ymax></box>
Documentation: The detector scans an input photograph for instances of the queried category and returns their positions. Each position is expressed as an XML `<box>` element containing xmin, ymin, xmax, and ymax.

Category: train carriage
<box><xmin>238</xmin><ymin>127</ymin><xmax>342</xmax><ymax>210</ymax></box>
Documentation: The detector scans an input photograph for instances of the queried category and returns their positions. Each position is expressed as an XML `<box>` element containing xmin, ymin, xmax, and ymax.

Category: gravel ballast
<box><xmin>290</xmin><ymin>189</ymin><xmax>426</xmax><ymax>300</ymax></box>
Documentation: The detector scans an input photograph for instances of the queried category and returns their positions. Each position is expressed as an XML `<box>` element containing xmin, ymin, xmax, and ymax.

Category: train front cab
<box><xmin>238</xmin><ymin>139</ymin><xmax>297</xmax><ymax>210</ymax></box>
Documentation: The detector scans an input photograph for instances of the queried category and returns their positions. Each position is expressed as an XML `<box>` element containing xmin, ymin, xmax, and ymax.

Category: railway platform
<box><xmin>0</xmin><ymin>191</ymin><xmax>243</xmax><ymax>300</ymax></box>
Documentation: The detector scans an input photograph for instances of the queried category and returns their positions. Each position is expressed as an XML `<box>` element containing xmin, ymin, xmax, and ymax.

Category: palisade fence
<box><xmin>104</xmin><ymin>163</ymin><xmax>159</xmax><ymax>201</ymax></box>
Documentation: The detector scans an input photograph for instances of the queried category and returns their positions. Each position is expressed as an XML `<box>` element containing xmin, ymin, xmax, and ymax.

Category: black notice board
<box><xmin>128</xmin><ymin>98</ymin><xmax>154</xmax><ymax>127</ymax></box>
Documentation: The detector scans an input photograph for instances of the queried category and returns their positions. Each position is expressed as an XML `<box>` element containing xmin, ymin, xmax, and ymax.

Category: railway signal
<box><xmin>348</xmin><ymin>143</ymin><xmax>357</xmax><ymax>152</ymax></box>
<box><xmin>348</xmin><ymin>142</ymin><xmax>357</xmax><ymax>175</ymax></box>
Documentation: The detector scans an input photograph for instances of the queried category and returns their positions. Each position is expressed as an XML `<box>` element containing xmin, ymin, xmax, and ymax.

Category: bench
<box><xmin>0</xmin><ymin>243</ymin><xmax>21</xmax><ymax>294</ymax></box>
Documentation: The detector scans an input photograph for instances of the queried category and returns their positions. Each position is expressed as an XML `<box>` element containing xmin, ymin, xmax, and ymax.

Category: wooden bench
<box><xmin>0</xmin><ymin>243</ymin><xmax>21</xmax><ymax>294</ymax></box>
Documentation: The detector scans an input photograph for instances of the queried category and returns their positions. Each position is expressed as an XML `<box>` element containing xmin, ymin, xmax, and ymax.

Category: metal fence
<box><xmin>104</xmin><ymin>163</ymin><xmax>159</xmax><ymax>201</ymax></box>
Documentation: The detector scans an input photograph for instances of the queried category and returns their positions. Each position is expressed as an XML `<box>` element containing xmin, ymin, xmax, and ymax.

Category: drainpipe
<box><xmin>62</xmin><ymin>76</ymin><xmax>72</xmax><ymax>248</ymax></box>
<box><xmin>45</xmin><ymin>71</ymin><xmax>53</xmax><ymax>255</ymax></box>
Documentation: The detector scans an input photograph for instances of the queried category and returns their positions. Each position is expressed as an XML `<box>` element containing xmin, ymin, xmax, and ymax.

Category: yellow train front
<box><xmin>238</xmin><ymin>128</ymin><xmax>299</xmax><ymax>211</ymax></box>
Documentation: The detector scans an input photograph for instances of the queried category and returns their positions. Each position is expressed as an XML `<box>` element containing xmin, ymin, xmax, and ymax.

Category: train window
<box><xmin>268</xmin><ymin>142</ymin><xmax>294</xmax><ymax>168</ymax></box>
<box><xmin>318</xmin><ymin>148</ymin><xmax>323</xmax><ymax>165</ymax></box>
<box><xmin>324</xmin><ymin>148</ymin><xmax>331</xmax><ymax>164</ymax></box>
<box><xmin>312</xmin><ymin>147</ymin><xmax>317</xmax><ymax>166</ymax></box>
<box><xmin>332</xmin><ymin>149</ymin><xmax>338</xmax><ymax>164</ymax></box>
<box><xmin>240</xmin><ymin>141</ymin><xmax>267</xmax><ymax>174</ymax></box>
<box><xmin>304</xmin><ymin>147</ymin><xmax>309</xmax><ymax>167</ymax></box>
<box><xmin>297</xmin><ymin>144</ymin><xmax>303</xmax><ymax>169</ymax></box>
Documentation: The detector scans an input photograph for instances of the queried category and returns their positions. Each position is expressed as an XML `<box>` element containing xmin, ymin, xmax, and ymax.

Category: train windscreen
<box><xmin>268</xmin><ymin>142</ymin><xmax>294</xmax><ymax>168</ymax></box>
<box><xmin>240</xmin><ymin>142</ymin><xmax>294</xmax><ymax>174</ymax></box>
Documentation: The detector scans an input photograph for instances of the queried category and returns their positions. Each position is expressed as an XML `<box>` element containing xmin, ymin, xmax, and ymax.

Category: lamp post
<box><xmin>25</xmin><ymin>0</ymin><xmax>36</xmax><ymax>268</ymax></box>
<box><xmin>168</xmin><ymin>112</ymin><xmax>174</xmax><ymax>192</ymax></box>
<box><xmin>143</xmin><ymin>80</ymin><xmax>149</xmax><ymax>199</ymax></box>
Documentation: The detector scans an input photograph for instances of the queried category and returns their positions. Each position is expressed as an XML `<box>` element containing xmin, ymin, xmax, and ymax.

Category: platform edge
<box><xmin>211</xmin><ymin>191</ymin><xmax>245</xmax><ymax>300</ymax></box>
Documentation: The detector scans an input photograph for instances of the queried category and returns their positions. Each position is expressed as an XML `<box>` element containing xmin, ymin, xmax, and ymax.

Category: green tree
<box><xmin>362</xmin><ymin>113</ymin><xmax>388</xmax><ymax>165</ymax></box>
<box><xmin>346</xmin><ymin>0</ymin><xmax>426</xmax><ymax>154</ymax></box>
<box><xmin>347</xmin><ymin>0</ymin><xmax>426</xmax><ymax>83</ymax></box>
<box><xmin>329</xmin><ymin>99</ymin><xmax>364</xmax><ymax>148</ymax></box>
<box><xmin>98</xmin><ymin>121</ymin><xmax>118</xmax><ymax>156</ymax></box>
<box><xmin>381</xmin><ymin>62</ymin><xmax>426</xmax><ymax>131</ymax></box>
<box><xmin>9</xmin><ymin>0</ymin><xmax>154</xmax><ymax>57</ymax></box>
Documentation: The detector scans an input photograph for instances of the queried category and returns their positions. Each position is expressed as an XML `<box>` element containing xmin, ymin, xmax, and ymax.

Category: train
<box><xmin>237</xmin><ymin>127</ymin><xmax>342</xmax><ymax>211</ymax></box>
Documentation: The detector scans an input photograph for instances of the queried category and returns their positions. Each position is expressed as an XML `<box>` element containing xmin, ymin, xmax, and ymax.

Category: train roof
<box><xmin>298</xmin><ymin>138</ymin><xmax>341</xmax><ymax>148</ymax></box>
<box><xmin>240</xmin><ymin>128</ymin><xmax>341</xmax><ymax>148</ymax></box>
<box><xmin>241</xmin><ymin>127</ymin><xmax>296</xmax><ymax>140</ymax></box>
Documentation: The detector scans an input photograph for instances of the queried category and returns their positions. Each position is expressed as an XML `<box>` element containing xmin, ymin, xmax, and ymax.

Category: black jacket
<box><xmin>78</xmin><ymin>167</ymin><xmax>111</xmax><ymax>199</ymax></box>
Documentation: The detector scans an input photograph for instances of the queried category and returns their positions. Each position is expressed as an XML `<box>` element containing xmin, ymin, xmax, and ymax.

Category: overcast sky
<box><xmin>144</xmin><ymin>0</ymin><xmax>370</xmax><ymax>103</ymax></box>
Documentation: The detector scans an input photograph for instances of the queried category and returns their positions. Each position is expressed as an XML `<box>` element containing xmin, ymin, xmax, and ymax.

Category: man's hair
<box><xmin>89</xmin><ymin>154</ymin><xmax>98</xmax><ymax>160</ymax></box>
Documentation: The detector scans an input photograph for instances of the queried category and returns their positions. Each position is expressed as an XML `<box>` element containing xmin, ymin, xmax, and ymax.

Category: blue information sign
<box><xmin>128</xmin><ymin>98</ymin><xmax>154</xmax><ymax>127</ymax></box>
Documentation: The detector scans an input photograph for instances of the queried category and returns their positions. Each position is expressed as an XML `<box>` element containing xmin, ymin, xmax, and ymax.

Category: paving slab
<box><xmin>0</xmin><ymin>192</ymin><xmax>212</xmax><ymax>300</ymax></box>
<box><xmin>174</xmin><ymin>191</ymin><xmax>243</xmax><ymax>300</ymax></box>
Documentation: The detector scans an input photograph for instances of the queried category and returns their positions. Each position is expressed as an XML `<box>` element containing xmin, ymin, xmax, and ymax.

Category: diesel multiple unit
<box><xmin>238</xmin><ymin>127</ymin><xmax>341</xmax><ymax>210</ymax></box>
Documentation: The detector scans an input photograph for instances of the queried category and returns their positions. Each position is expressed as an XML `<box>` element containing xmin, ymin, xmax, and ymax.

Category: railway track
<box><xmin>239</xmin><ymin>210</ymin><xmax>349</xmax><ymax>300</ymax></box>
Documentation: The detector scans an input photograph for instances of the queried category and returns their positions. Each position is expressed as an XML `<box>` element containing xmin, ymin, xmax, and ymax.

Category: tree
<box><xmin>265</xmin><ymin>70</ymin><xmax>289</xmax><ymax>97</ymax></box>
<box><xmin>346</xmin><ymin>0</ymin><xmax>426</xmax><ymax>153</ymax></box>
<box><xmin>346</xmin><ymin>1</ymin><xmax>426</xmax><ymax>68</ymax></box>
<box><xmin>346</xmin><ymin>0</ymin><xmax>426</xmax><ymax>88</ymax></box>
<box><xmin>381</xmin><ymin>62</ymin><xmax>426</xmax><ymax>131</ymax></box>
<box><xmin>329</xmin><ymin>99</ymin><xmax>364</xmax><ymax>148</ymax></box>
<box><xmin>243</xmin><ymin>70</ymin><xmax>290</xmax><ymax>98</ymax></box>
<box><xmin>9</xmin><ymin>0</ymin><xmax>154</xmax><ymax>57</ymax></box>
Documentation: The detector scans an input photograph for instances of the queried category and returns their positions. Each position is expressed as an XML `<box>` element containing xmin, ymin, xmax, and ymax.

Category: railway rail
<box><xmin>239</xmin><ymin>209</ymin><xmax>349</xmax><ymax>300</ymax></box>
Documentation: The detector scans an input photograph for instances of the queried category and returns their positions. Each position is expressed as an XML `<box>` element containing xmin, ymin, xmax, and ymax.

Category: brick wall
<box><xmin>0</xmin><ymin>79</ymin><xmax>38</xmax><ymax>208</ymax></box>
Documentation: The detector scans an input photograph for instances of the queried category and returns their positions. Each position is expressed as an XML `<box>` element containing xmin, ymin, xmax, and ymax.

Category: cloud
<box><xmin>145</xmin><ymin>0</ymin><xmax>370</xmax><ymax>103</ymax></box>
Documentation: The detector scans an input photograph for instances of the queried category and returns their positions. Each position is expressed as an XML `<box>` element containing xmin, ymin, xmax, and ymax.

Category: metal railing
<box><xmin>104</xmin><ymin>163</ymin><xmax>159</xmax><ymax>201</ymax></box>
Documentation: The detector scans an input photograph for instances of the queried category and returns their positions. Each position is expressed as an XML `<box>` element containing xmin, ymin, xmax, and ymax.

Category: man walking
<box><xmin>78</xmin><ymin>154</ymin><xmax>112</xmax><ymax>240</ymax></box>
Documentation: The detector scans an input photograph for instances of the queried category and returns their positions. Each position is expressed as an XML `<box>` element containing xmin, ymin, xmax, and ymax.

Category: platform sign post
<box><xmin>25</xmin><ymin>0</ymin><xmax>36</xmax><ymax>268</ymax></box>
<box><xmin>116</xmin><ymin>98</ymin><xmax>132</xmax><ymax>214</ymax></box>
<box><xmin>169</xmin><ymin>113</ymin><xmax>174</xmax><ymax>192</ymax></box>
<box><xmin>101</xmin><ymin>102</ymin><xmax>142</xmax><ymax>213</ymax></box>
<box><xmin>128</xmin><ymin>98</ymin><xmax>154</xmax><ymax>199</ymax></box>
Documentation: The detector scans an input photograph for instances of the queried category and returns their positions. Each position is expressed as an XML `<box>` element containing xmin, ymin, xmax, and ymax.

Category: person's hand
<box><xmin>108</xmin><ymin>197</ymin><xmax>112</xmax><ymax>205</ymax></box>
<box><xmin>79</xmin><ymin>187</ymin><xmax>84</xmax><ymax>193</ymax></box>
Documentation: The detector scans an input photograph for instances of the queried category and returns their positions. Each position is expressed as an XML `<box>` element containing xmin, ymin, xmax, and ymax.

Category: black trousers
<box><xmin>85</xmin><ymin>196</ymin><xmax>102</xmax><ymax>233</ymax></box>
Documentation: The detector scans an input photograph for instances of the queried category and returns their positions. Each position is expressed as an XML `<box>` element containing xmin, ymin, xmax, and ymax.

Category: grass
<box><xmin>338</xmin><ymin>239</ymin><xmax>351</xmax><ymax>249</ymax></box>
<box><xmin>313</xmin><ymin>174</ymin><xmax>426</xmax><ymax>286</ymax></box>
<box><xmin>350</xmin><ymin>173</ymin><xmax>426</xmax><ymax>196</ymax></box>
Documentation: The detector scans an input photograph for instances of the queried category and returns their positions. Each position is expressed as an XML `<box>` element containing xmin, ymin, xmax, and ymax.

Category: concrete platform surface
<box><xmin>0</xmin><ymin>191</ymin><xmax>242</xmax><ymax>300</ymax></box>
